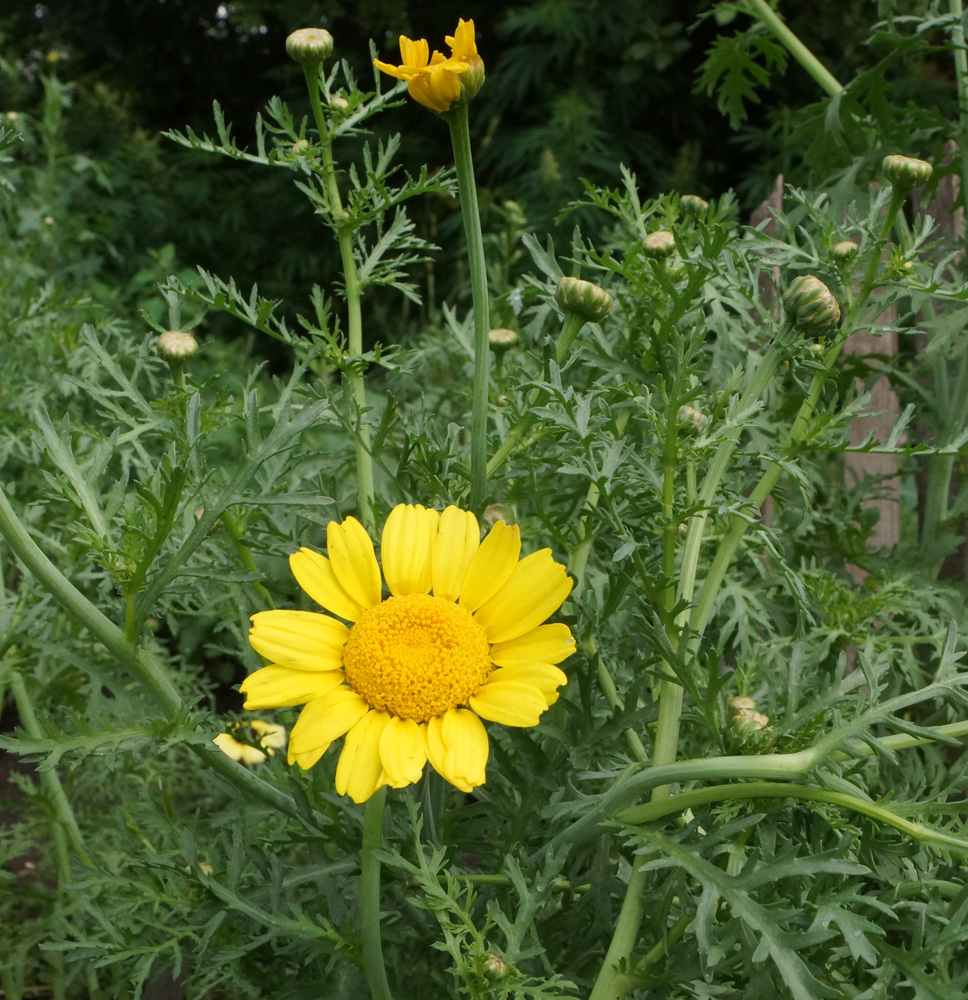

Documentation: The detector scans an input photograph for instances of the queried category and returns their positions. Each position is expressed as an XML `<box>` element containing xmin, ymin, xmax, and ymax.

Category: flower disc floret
<box><xmin>343</xmin><ymin>594</ymin><xmax>491</xmax><ymax>722</ymax></box>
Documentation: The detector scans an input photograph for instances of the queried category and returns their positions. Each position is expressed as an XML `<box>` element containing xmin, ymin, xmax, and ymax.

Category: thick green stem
<box><xmin>616</xmin><ymin>781</ymin><xmax>968</xmax><ymax>855</ymax></box>
<box><xmin>360</xmin><ymin>788</ymin><xmax>394</xmax><ymax>1000</ymax></box>
<box><xmin>445</xmin><ymin>103</ymin><xmax>490</xmax><ymax>512</ymax></box>
<box><xmin>556</xmin><ymin>312</ymin><xmax>588</xmax><ymax>365</ymax></box>
<box><xmin>304</xmin><ymin>63</ymin><xmax>375</xmax><ymax>531</ymax></box>
<box><xmin>950</xmin><ymin>0</ymin><xmax>968</xmax><ymax>204</ymax></box>
<box><xmin>746</xmin><ymin>0</ymin><xmax>844</xmax><ymax>98</ymax></box>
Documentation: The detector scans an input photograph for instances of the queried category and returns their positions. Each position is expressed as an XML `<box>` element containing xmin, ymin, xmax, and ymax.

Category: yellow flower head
<box><xmin>374</xmin><ymin>18</ymin><xmax>484</xmax><ymax>114</ymax></box>
<box><xmin>241</xmin><ymin>504</ymin><xmax>574</xmax><ymax>802</ymax></box>
<box><xmin>214</xmin><ymin>719</ymin><xmax>287</xmax><ymax>766</ymax></box>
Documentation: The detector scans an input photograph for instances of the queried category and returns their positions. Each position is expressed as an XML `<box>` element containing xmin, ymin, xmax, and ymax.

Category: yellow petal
<box><xmin>335</xmin><ymin>710</ymin><xmax>391</xmax><ymax>803</ymax></box>
<box><xmin>378</xmin><ymin>717</ymin><xmax>428</xmax><ymax>788</ymax></box>
<box><xmin>248</xmin><ymin>609</ymin><xmax>348</xmax><ymax>670</ymax></box>
<box><xmin>327</xmin><ymin>516</ymin><xmax>383</xmax><ymax>610</ymax></box>
<box><xmin>407</xmin><ymin>75</ymin><xmax>451</xmax><ymax>113</ymax></box>
<box><xmin>288</xmin><ymin>743</ymin><xmax>329</xmax><ymax>769</ymax></box>
<box><xmin>473</xmin><ymin>549</ymin><xmax>572</xmax><ymax>643</ymax></box>
<box><xmin>431</xmin><ymin>506</ymin><xmax>480</xmax><ymax>601</ymax></box>
<box><xmin>213</xmin><ymin>732</ymin><xmax>248</xmax><ymax>763</ymax></box>
<box><xmin>250</xmin><ymin>720</ymin><xmax>287</xmax><ymax>752</ymax></box>
<box><xmin>470</xmin><ymin>681</ymin><xmax>548</xmax><ymax>727</ymax></box>
<box><xmin>426</xmin><ymin>709</ymin><xmax>488</xmax><ymax>792</ymax></box>
<box><xmin>399</xmin><ymin>35</ymin><xmax>429</xmax><ymax>69</ymax></box>
<box><xmin>486</xmin><ymin>664</ymin><xmax>567</xmax><ymax>705</ymax></box>
<box><xmin>289</xmin><ymin>548</ymin><xmax>365</xmax><ymax>622</ymax></box>
<box><xmin>458</xmin><ymin>520</ymin><xmax>521</xmax><ymax>612</ymax></box>
<box><xmin>373</xmin><ymin>58</ymin><xmax>411</xmax><ymax>80</ymax></box>
<box><xmin>289</xmin><ymin>687</ymin><xmax>369</xmax><ymax>754</ymax></box>
<box><xmin>446</xmin><ymin>19</ymin><xmax>477</xmax><ymax>59</ymax></box>
<box><xmin>489</xmin><ymin>623</ymin><xmax>576</xmax><ymax>666</ymax></box>
<box><xmin>240</xmin><ymin>665</ymin><xmax>344</xmax><ymax>709</ymax></box>
<box><xmin>381</xmin><ymin>504</ymin><xmax>439</xmax><ymax>597</ymax></box>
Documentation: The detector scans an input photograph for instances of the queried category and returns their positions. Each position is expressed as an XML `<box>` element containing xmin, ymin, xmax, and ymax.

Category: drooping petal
<box><xmin>473</xmin><ymin>549</ymin><xmax>573</xmax><ymax>643</ymax></box>
<box><xmin>289</xmin><ymin>687</ymin><xmax>370</xmax><ymax>755</ymax></box>
<box><xmin>335</xmin><ymin>710</ymin><xmax>391</xmax><ymax>802</ymax></box>
<box><xmin>289</xmin><ymin>548</ymin><xmax>365</xmax><ymax>622</ymax></box>
<box><xmin>470</xmin><ymin>681</ymin><xmax>548</xmax><ymax>727</ymax></box>
<box><xmin>459</xmin><ymin>520</ymin><xmax>521</xmax><ymax>612</ymax></box>
<box><xmin>288</xmin><ymin>742</ymin><xmax>329</xmax><ymax>770</ymax></box>
<box><xmin>249</xmin><ymin>609</ymin><xmax>348</xmax><ymax>671</ymax></box>
<box><xmin>381</xmin><ymin>504</ymin><xmax>439</xmax><ymax>597</ymax></box>
<box><xmin>486</xmin><ymin>664</ymin><xmax>567</xmax><ymax>706</ymax></box>
<box><xmin>327</xmin><ymin>516</ymin><xmax>383</xmax><ymax>611</ymax></box>
<box><xmin>426</xmin><ymin>709</ymin><xmax>489</xmax><ymax>792</ymax></box>
<box><xmin>372</xmin><ymin>58</ymin><xmax>411</xmax><ymax>80</ymax></box>
<box><xmin>240</xmin><ymin>665</ymin><xmax>344</xmax><ymax>709</ymax></box>
<box><xmin>431</xmin><ymin>506</ymin><xmax>479</xmax><ymax>601</ymax></box>
<box><xmin>489</xmin><ymin>623</ymin><xmax>576</xmax><ymax>667</ymax></box>
<box><xmin>378</xmin><ymin>717</ymin><xmax>428</xmax><ymax>787</ymax></box>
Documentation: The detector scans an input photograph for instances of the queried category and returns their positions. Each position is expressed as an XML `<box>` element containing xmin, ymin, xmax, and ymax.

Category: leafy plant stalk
<box><xmin>361</xmin><ymin>787</ymin><xmax>394</xmax><ymax>1000</ymax></box>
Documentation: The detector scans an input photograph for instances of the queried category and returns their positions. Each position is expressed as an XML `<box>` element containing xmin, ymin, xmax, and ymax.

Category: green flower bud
<box><xmin>488</xmin><ymin>328</ymin><xmax>519</xmax><ymax>353</ymax></box>
<box><xmin>484</xmin><ymin>952</ymin><xmax>509</xmax><ymax>980</ymax></box>
<box><xmin>286</xmin><ymin>28</ymin><xmax>334</xmax><ymax>65</ymax></box>
<box><xmin>677</xmin><ymin>404</ymin><xmax>707</xmax><ymax>431</ymax></box>
<box><xmin>733</xmin><ymin>707</ymin><xmax>770</xmax><ymax>733</ymax></box>
<box><xmin>330</xmin><ymin>96</ymin><xmax>349</xmax><ymax>111</ymax></box>
<box><xmin>643</xmin><ymin>230</ymin><xmax>676</xmax><ymax>259</ymax></box>
<box><xmin>783</xmin><ymin>275</ymin><xmax>841</xmax><ymax>337</ymax></box>
<box><xmin>729</xmin><ymin>695</ymin><xmax>756</xmax><ymax>711</ymax></box>
<box><xmin>830</xmin><ymin>240</ymin><xmax>858</xmax><ymax>262</ymax></box>
<box><xmin>554</xmin><ymin>277</ymin><xmax>613</xmax><ymax>324</ymax></box>
<box><xmin>882</xmin><ymin>154</ymin><xmax>932</xmax><ymax>190</ymax></box>
<box><xmin>157</xmin><ymin>330</ymin><xmax>198</xmax><ymax>361</ymax></box>
<box><xmin>680</xmin><ymin>194</ymin><xmax>709</xmax><ymax>217</ymax></box>
<box><xmin>291</xmin><ymin>138</ymin><xmax>311</xmax><ymax>156</ymax></box>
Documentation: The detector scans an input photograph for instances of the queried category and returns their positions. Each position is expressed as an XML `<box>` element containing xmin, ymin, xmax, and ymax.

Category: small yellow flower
<box><xmin>374</xmin><ymin>18</ymin><xmax>483</xmax><ymax>113</ymax></box>
<box><xmin>241</xmin><ymin>504</ymin><xmax>575</xmax><ymax>802</ymax></box>
<box><xmin>214</xmin><ymin>719</ymin><xmax>287</xmax><ymax>766</ymax></box>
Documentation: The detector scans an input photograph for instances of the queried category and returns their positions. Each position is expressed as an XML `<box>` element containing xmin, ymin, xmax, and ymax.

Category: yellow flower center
<box><xmin>342</xmin><ymin>594</ymin><xmax>492</xmax><ymax>722</ymax></box>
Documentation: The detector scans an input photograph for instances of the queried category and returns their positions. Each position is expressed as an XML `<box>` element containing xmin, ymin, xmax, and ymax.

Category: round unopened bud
<box><xmin>733</xmin><ymin>708</ymin><xmax>770</xmax><ymax>733</ymax></box>
<box><xmin>680</xmin><ymin>194</ymin><xmax>709</xmax><ymax>216</ymax></box>
<box><xmin>882</xmin><ymin>154</ymin><xmax>932</xmax><ymax>190</ymax></box>
<box><xmin>554</xmin><ymin>277</ymin><xmax>613</xmax><ymax>323</ymax></box>
<box><xmin>643</xmin><ymin>230</ymin><xmax>676</xmax><ymax>259</ymax></box>
<box><xmin>286</xmin><ymin>28</ymin><xmax>334</xmax><ymax>65</ymax></box>
<box><xmin>729</xmin><ymin>695</ymin><xmax>756</xmax><ymax>711</ymax></box>
<box><xmin>291</xmin><ymin>138</ymin><xmax>311</xmax><ymax>156</ymax></box>
<box><xmin>330</xmin><ymin>96</ymin><xmax>349</xmax><ymax>110</ymax></box>
<box><xmin>488</xmin><ymin>328</ymin><xmax>519</xmax><ymax>353</ymax></box>
<box><xmin>830</xmin><ymin>240</ymin><xmax>858</xmax><ymax>262</ymax></box>
<box><xmin>677</xmin><ymin>404</ymin><xmax>707</xmax><ymax>430</ymax></box>
<box><xmin>783</xmin><ymin>275</ymin><xmax>841</xmax><ymax>337</ymax></box>
<box><xmin>484</xmin><ymin>951</ymin><xmax>509</xmax><ymax>980</ymax></box>
<box><xmin>458</xmin><ymin>56</ymin><xmax>486</xmax><ymax>104</ymax></box>
<box><xmin>158</xmin><ymin>329</ymin><xmax>199</xmax><ymax>361</ymax></box>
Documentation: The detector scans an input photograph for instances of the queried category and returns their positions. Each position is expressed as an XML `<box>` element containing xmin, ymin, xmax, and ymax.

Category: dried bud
<box><xmin>643</xmin><ymin>230</ymin><xmax>677</xmax><ymax>259</ymax></box>
<box><xmin>729</xmin><ymin>695</ymin><xmax>756</xmax><ymax>711</ymax></box>
<box><xmin>488</xmin><ymin>328</ymin><xmax>519</xmax><ymax>353</ymax></box>
<box><xmin>286</xmin><ymin>27</ymin><xmax>334</xmax><ymax>65</ymax></box>
<box><xmin>481</xmin><ymin>504</ymin><xmax>513</xmax><ymax>533</ymax></box>
<box><xmin>157</xmin><ymin>329</ymin><xmax>198</xmax><ymax>361</ymax></box>
<box><xmin>554</xmin><ymin>277</ymin><xmax>613</xmax><ymax>323</ymax></box>
<box><xmin>733</xmin><ymin>708</ymin><xmax>770</xmax><ymax>733</ymax></box>
<box><xmin>483</xmin><ymin>952</ymin><xmax>509</xmax><ymax>980</ymax></box>
<box><xmin>680</xmin><ymin>194</ymin><xmax>709</xmax><ymax>217</ymax></box>
<box><xmin>291</xmin><ymin>138</ymin><xmax>311</xmax><ymax>156</ymax></box>
<box><xmin>882</xmin><ymin>154</ymin><xmax>932</xmax><ymax>190</ymax></box>
<box><xmin>783</xmin><ymin>275</ymin><xmax>841</xmax><ymax>337</ymax></box>
<box><xmin>830</xmin><ymin>240</ymin><xmax>858</xmax><ymax>262</ymax></box>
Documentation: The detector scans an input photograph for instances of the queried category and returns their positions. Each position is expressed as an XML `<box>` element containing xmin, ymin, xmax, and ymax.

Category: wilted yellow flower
<box><xmin>214</xmin><ymin>719</ymin><xmax>287</xmax><ymax>766</ymax></box>
<box><xmin>241</xmin><ymin>504</ymin><xmax>575</xmax><ymax>802</ymax></box>
<box><xmin>374</xmin><ymin>18</ymin><xmax>483</xmax><ymax>113</ymax></box>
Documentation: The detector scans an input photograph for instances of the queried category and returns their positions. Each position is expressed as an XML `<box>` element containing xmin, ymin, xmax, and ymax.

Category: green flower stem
<box><xmin>444</xmin><ymin>103</ymin><xmax>490</xmax><ymax>512</ymax></box>
<box><xmin>0</xmin><ymin>480</ymin><xmax>305</xmax><ymax>820</ymax></box>
<box><xmin>583</xmin><ymin>636</ymin><xmax>649</xmax><ymax>763</ymax></box>
<box><xmin>589</xmin><ymin>867</ymin><xmax>648</xmax><ymax>1000</ymax></box>
<box><xmin>304</xmin><ymin>64</ymin><xmax>375</xmax><ymax>531</ymax></box>
<box><xmin>556</xmin><ymin>312</ymin><xmax>588</xmax><ymax>365</ymax></box>
<box><xmin>746</xmin><ymin>0</ymin><xmax>844</xmax><ymax>98</ymax></box>
<box><xmin>950</xmin><ymin>0</ymin><xmax>968</xmax><ymax>205</ymax></box>
<box><xmin>8</xmin><ymin>670</ymin><xmax>90</xmax><ymax>866</ymax></box>
<box><xmin>360</xmin><ymin>787</ymin><xmax>394</xmax><ymax>1000</ymax></box>
<box><xmin>221</xmin><ymin>508</ymin><xmax>275</xmax><ymax>608</ymax></box>
<box><xmin>615</xmin><ymin>781</ymin><xmax>968</xmax><ymax>856</ymax></box>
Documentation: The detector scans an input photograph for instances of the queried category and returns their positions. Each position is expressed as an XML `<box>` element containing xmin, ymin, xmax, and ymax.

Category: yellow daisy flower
<box><xmin>374</xmin><ymin>18</ymin><xmax>484</xmax><ymax>113</ymax></box>
<box><xmin>214</xmin><ymin>719</ymin><xmax>287</xmax><ymax>766</ymax></box>
<box><xmin>241</xmin><ymin>504</ymin><xmax>575</xmax><ymax>803</ymax></box>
